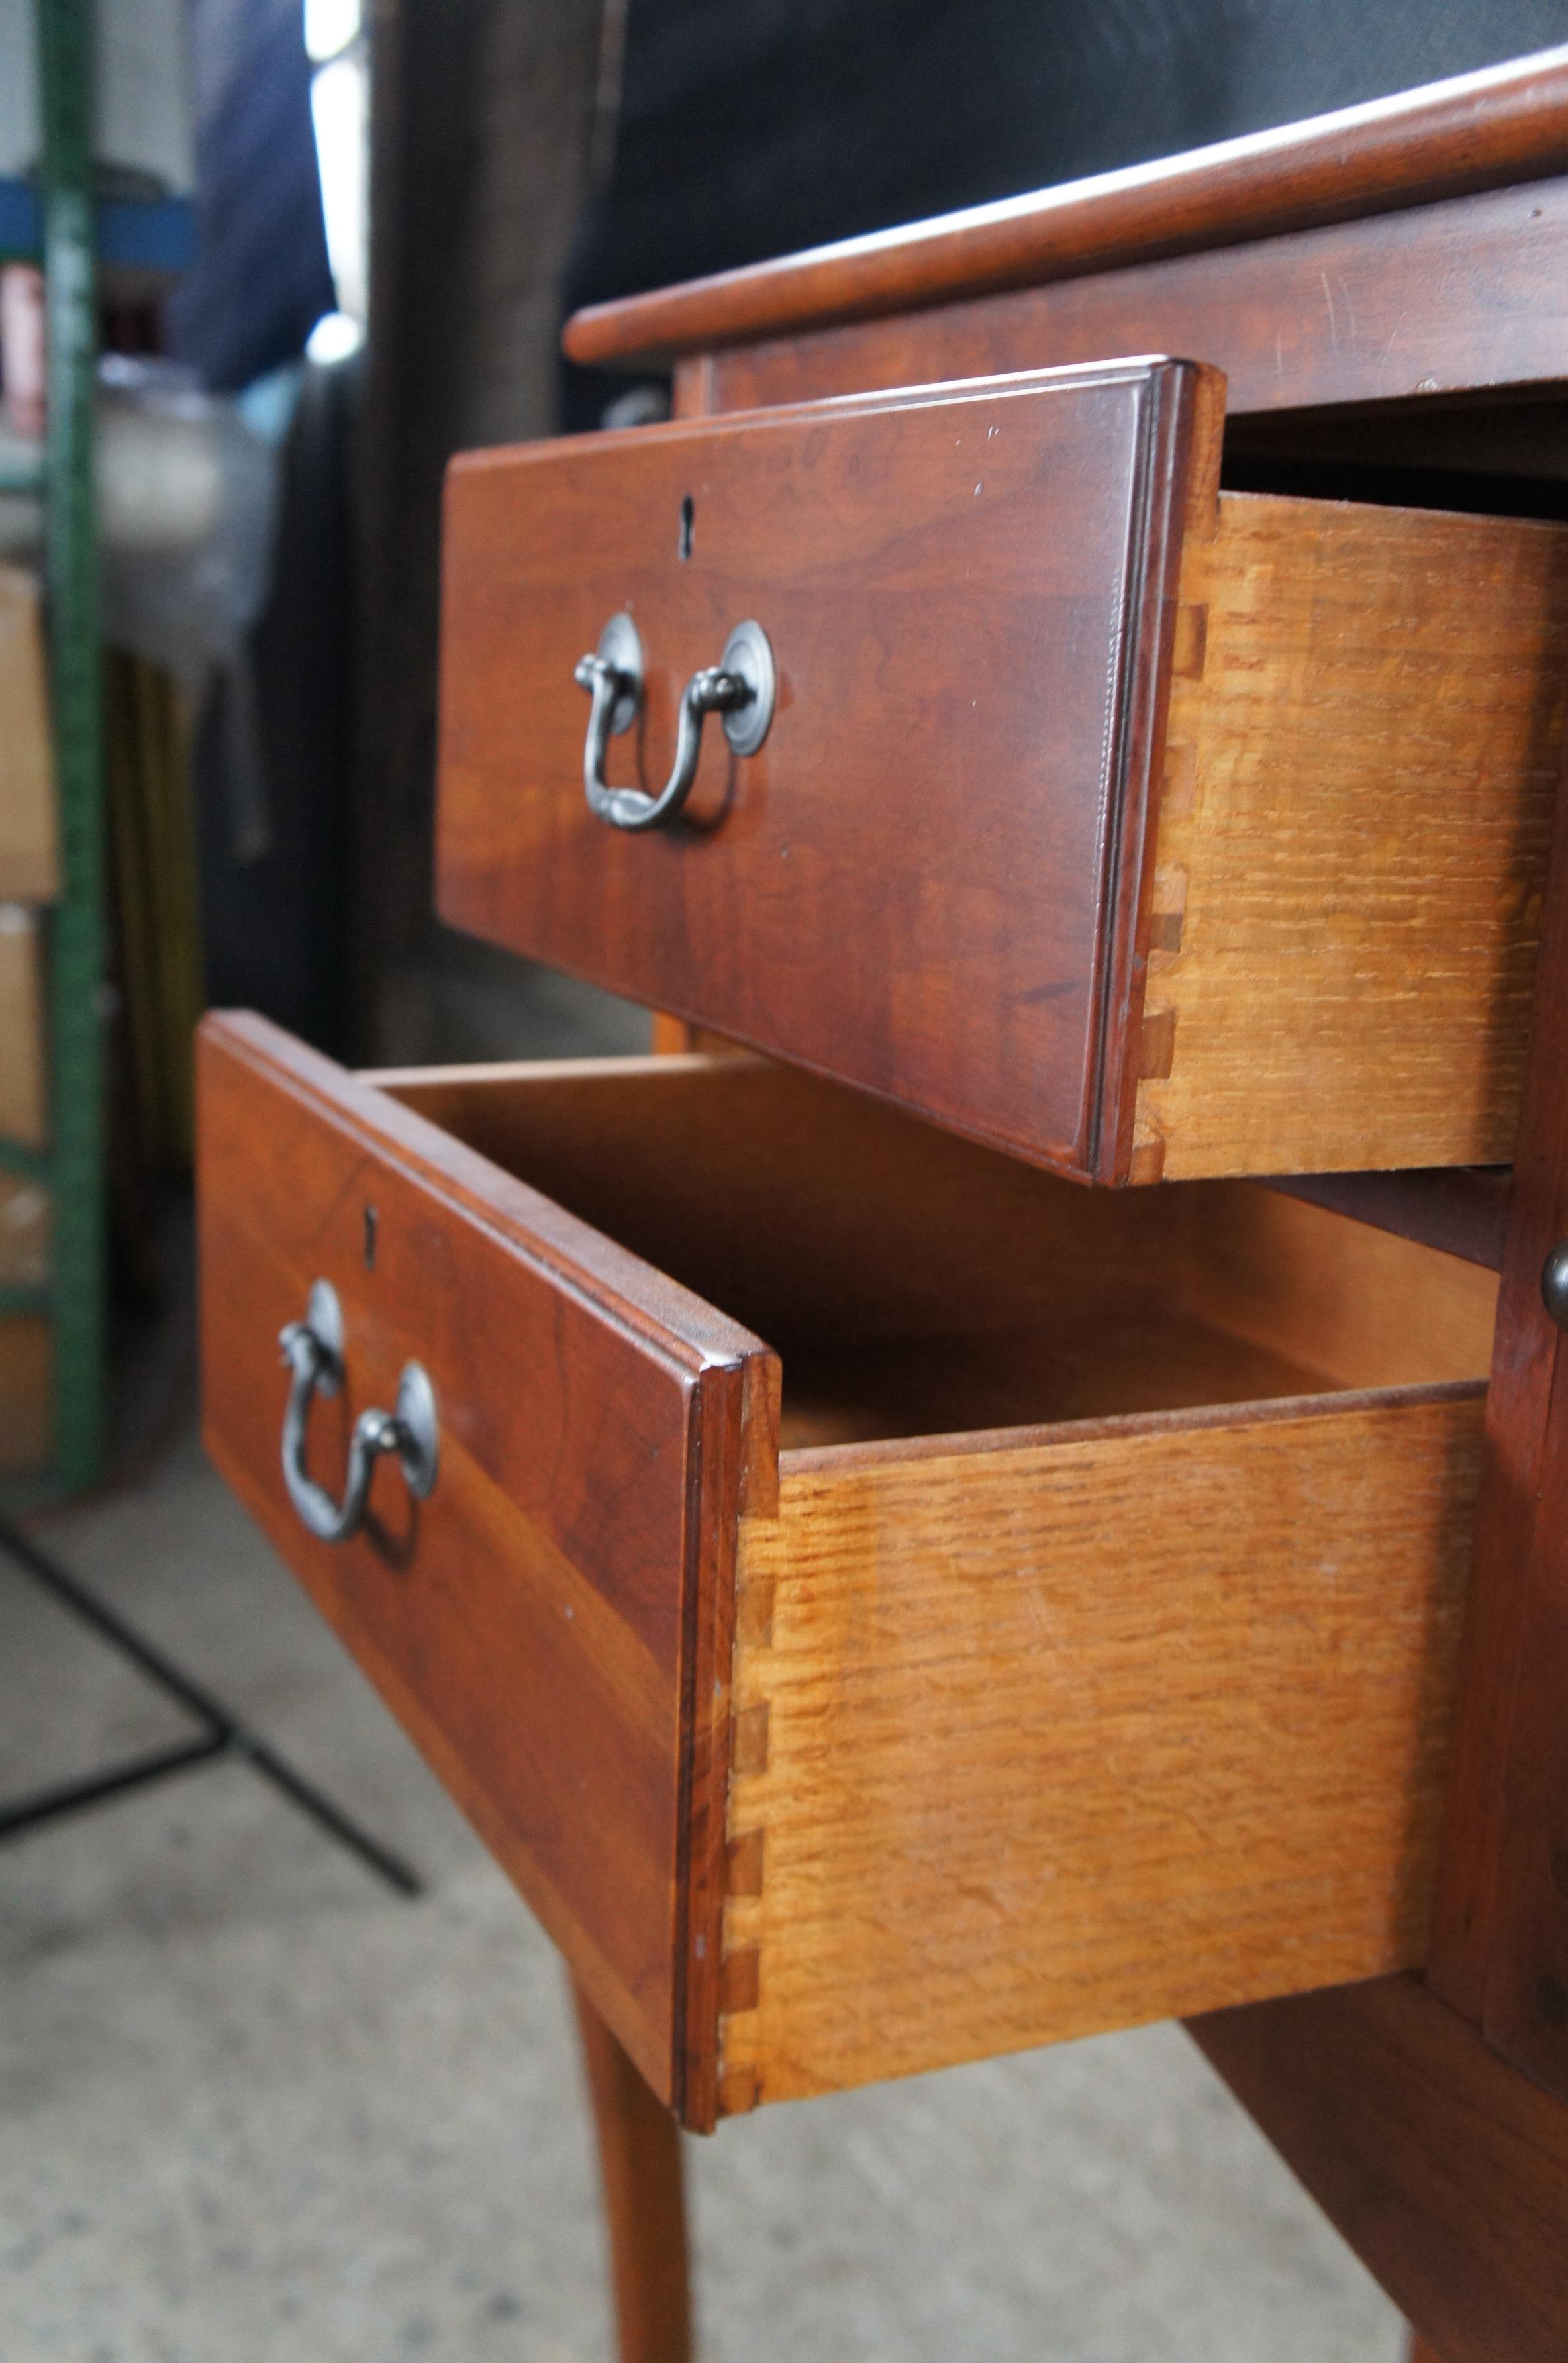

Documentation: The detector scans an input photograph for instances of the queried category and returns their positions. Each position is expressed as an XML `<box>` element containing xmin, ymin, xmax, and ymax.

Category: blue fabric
<box><xmin>164</xmin><ymin>0</ymin><xmax>334</xmax><ymax>393</ymax></box>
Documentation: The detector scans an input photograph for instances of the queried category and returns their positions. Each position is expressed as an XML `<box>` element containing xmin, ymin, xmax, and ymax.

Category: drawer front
<box><xmin>196</xmin><ymin>1013</ymin><xmax>774</xmax><ymax>2115</ymax></box>
<box><xmin>438</xmin><ymin>359</ymin><xmax>1216</xmax><ymax>1182</ymax></box>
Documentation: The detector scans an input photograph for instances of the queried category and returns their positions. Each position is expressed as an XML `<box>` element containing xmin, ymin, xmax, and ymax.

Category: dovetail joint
<box><xmin>1171</xmin><ymin>603</ymin><xmax>1208</xmax><ymax>680</ymax></box>
<box><xmin>731</xmin><ymin>1699</ymin><xmax>771</xmax><ymax>1777</ymax></box>
<box><xmin>1137</xmin><ymin>1007</ymin><xmax>1177</xmax><ymax>1081</ymax></box>
<box><xmin>726</xmin><ymin>1827</ymin><xmax>765</xmax><ymax>1897</ymax></box>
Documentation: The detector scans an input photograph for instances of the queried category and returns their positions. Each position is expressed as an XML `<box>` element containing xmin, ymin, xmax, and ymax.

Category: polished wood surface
<box><xmin>197</xmin><ymin>1015</ymin><xmax>775</xmax><ymax>2123</ymax></box>
<box><xmin>1429</xmin><ymin>774</ymin><xmax>1568</xmax><ymax>2031</ymax></box>
<box><xmin>1418</xmin><ymin>729</ymin><xmax>1568</xmax><ymax>2095</ymax></box>
<box><xmin>1483</xmin><ymin>1290</ymin><xmax>1568</xmax><ymax>2087</ymax></box>
<box><xmin>564</xmin><ymin>48</ymin><xmax>1568</xmax><ymax>366</ymax></box>
<box><xmin>1138</xmin><ymin>489</ymin><xmax>1567</xmax><ymax>1178</ymax></box>
<box><xmin>687</xmin><ymin>176</ymin><xmax>1568</xmax><ymax>422</ymax></box>
<box><xmin>439</xmin><ymin>359</ymin><xmax>1214</xmax><ymax>1182</ymax></box>
<box><xmin>1189</xmin><ymin>1975</ymin><xmax>1568</xmax><ymax>2363</ymax></box>
<box><xmin>572</xmin><ymin>1981</ymin><xmax>692</xmax><ymax>2363</ymax></box>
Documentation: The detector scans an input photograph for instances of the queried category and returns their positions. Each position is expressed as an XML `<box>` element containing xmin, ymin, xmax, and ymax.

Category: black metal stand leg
<box><xmin>0</xmin><ymin>1515</ymin><xmax>422</xmax><ymax>1895</ymax></box>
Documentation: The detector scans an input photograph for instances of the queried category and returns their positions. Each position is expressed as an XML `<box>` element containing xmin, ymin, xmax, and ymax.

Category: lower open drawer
<box><xmin>197</xmin><ymin>1014</ymin><xmax>1494</xmax><ymax>2129</ymax></box>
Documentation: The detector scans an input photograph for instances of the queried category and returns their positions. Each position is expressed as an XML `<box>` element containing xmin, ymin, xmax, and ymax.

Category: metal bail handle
<box><xmin>279</xmin><ymin>1279</ymin><xmax>439</xmax><ymax>1544</ymax></box>
<box><xmin>574</xmin><ymin>611</ymin><xmax>776</xmax><ymax>832</ymax></box>
<box><xmin>1544</xmin><ymin>1239</ymin><xmax>1568</xmax><ymax>1329</ymax></box>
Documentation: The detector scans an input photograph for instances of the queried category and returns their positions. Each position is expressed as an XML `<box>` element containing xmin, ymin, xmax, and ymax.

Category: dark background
<box><xmin>172</xmin><ymin>1</ymin><xmax>1568</xmax><ymax>1061</ymax></box>
<box><xmin>562</xmin><ymin>1</ymin><xmax>1568</xmax><ymax>425</ymax></box>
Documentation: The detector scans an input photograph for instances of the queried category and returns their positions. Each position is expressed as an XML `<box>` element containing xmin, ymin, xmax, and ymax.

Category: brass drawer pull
<box><xmin>574</xmin><ymin>611</ymin><xmax>775</xmax><ymax>832</ymax></box>
<box><xmin>279</xmin><ymin>1280</ymin><xmax>438</xmax><ymax>1543</ymax></box>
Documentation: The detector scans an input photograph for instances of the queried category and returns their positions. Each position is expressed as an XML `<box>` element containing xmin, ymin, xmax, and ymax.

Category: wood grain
<box><xmin>571</xmin><ymin>1980</ymin><xmax>692</xmax><ymax>2363</ymax></box>
<box><xmin>719</xmin><ymin>1389</ymin><xmax>1485</xmax><ymax>2111</ymax></box>
<box><xmin>438</xmin><ymin>360</ymin><xmax>1215</xmax><ymax>1182</ymax></box>
<box><xmin>1134</xmin><ymin>491</ymin><xmax>1568</xmax><ymax>1178</ymax></box>
<box><xmin>697</xmin><ymin>176</ymin><xmax>1568</xmax><ymax>425</ymax></box>
<box><xmin>1481</xmin><ymin>1279</ymin><xmax>1568</xmax><ymax>2091</ymax></box>
<box><xmin>1189</xmin><ymin>1974</ymin><xmax>1568</xmax><ymax>2363</ymax></box>
<box><xmin>562</xmin><ymin>48</ymin><xmax>1568</xmax><ymax>366</ymax></box>
<box><xmin>1173</xmin><ymin>1186</ymin><xmax>1499</xmax><ymax>1391</ymax></box>
<box><xmin>197</xmin><ymin>1014</ymin><xmax>776</xmax><ymax>2125</ymax></box>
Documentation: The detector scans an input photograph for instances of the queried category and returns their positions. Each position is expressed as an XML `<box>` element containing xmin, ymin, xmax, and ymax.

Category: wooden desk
<box><xmin>557</xmin><ymin>46</ymin><xmax>1568</xmax><ymax>2363</ymax></box>
<box><xmin>194</xmin><ymin>42</ymin><xmax>1568</xmax><ymax>2363</ymax></box>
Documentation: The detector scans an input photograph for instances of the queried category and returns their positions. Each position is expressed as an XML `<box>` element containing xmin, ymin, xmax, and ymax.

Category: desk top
<box><xmin>564</xmin><ymin>42</ymin><xmax>1568</xmax><ymax>368</ymax></box>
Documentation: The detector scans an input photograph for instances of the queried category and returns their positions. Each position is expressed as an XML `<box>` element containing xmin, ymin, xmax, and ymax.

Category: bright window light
<box><xmin>304</xmin><ymin>0</ymin><xmax>361</xmax><ymax>64</ymax></box>
<box><xmin>305</xmin><ymin>310</ymin><xmax>364</xmax><ymax>365</ymax></box>
<box><xmin>310</xmin><ymin>50</ymin><xmax>369</xmax><ymax>326</ymax></box>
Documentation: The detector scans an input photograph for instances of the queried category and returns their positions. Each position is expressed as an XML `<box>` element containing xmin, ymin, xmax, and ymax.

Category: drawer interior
<box><xmin>373</xmin><ymin>1052</ymin><xmax>1498</xmax><ymax>1448</ymax></box>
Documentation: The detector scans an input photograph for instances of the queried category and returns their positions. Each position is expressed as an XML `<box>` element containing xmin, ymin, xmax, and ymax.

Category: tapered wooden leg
<box><xmin>571</xmin><ymin>1979</ymin><xmax>693</xmax><ymax>2363</ymax></box>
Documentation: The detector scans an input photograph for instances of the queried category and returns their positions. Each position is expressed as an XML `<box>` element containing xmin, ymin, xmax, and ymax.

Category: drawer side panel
<box><xmin>719</xmin><ymin>1387</ymin><xmax>1483</xmax><ymax>2111</ymax></box>
<box><xmin>1136</xmin><ymin>492</ymin><xmax>1568</xmax><ymax>1178</ymax></box>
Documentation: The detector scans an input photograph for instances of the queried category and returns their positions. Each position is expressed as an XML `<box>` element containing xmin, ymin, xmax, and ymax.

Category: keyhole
<box><xmin>679</xmin><ymin>495</ymin><xmax>694</xmax><ymax>561</ymax></box>
<box><xmin>363</xmin><ymin>1205</ymin><xmax>378</xmax><ymax>1269</ymax></box>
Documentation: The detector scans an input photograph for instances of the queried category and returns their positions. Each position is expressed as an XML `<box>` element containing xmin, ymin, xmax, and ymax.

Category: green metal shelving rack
<box><xmin>0</xmin><ymin>2</ymin><xmax>422</xmax><ymax>1891</ymax></box>
<box><xmin>1</xmin><ymin>0</ymin><xmax>108</xmax><ymax>1496</ymax></box>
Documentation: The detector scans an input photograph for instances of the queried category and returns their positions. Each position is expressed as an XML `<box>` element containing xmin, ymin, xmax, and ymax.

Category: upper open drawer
<box><xmin>437</xmin><ymin>360</ymin><xmax>1568</xmax><ymax>1183</ymax></box>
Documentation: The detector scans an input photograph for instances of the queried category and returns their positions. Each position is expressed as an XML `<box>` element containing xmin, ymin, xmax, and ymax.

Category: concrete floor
<box><xmin>0</xmin><ymin>1429</ymin><xmax>1409</xmax><ymax>2363</ymax></box>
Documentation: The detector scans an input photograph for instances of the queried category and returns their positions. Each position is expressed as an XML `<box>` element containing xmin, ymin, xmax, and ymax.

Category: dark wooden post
<box><xmin>571</xmin><ymin>1980</ymin><xmax>694</xmax><ymax>2363</ymax></box>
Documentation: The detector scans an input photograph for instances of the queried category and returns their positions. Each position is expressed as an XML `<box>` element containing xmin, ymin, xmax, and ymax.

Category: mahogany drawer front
<box><xmin>200</xmin><ymin>1019</ymin><xmax>1495</xmax><ymax>2130</ymax></box>
<box><xmin>438</xmin><ymin>358</ymin><xmax>1568</xmax><ymax>1184</ymax></box>
<box><xmin>197</xmin><ymin>1012</ymin><xmax>773</xmax><ymax>2115</ymax></box>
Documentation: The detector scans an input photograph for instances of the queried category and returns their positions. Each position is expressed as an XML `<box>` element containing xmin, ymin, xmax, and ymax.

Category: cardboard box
<box><xmin>0</xmin><ymin>562</ymin><xmax>58</xmax><ymax>901</ymax></box>
<box><xmin>0</xmin><ymin>1168</ymin><xmax>48</xmax><ymax>1288</ymax></box>
<box><xmin>0</xmin><ymin>1317</ymin><xmax>50</xmax><ymax>1472</ymax></box>
<box><xmin>0</xmin><ymin>901</ymin><xmax>46</xmax><ymax>1148</ymax></box>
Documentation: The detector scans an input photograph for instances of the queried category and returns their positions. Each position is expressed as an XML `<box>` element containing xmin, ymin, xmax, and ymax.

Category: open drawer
<box><xmin>199</xmin><ymin>1015</ymin><xmax>1494</xmax><ymax>2129</ymax></box>
<box><xmin>438</xmin><ymin>358</ymin><xmax>1568</xmax><ymax>1182</ymax></box>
